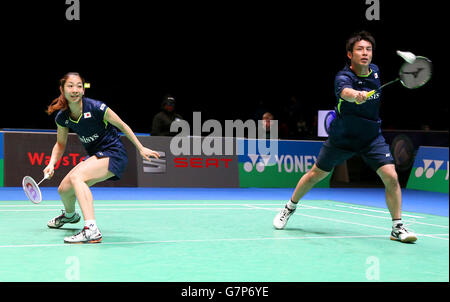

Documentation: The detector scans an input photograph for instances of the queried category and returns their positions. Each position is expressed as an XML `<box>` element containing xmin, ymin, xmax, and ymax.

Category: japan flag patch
<box><xmin>84</xmin><ymin>112</ymin><xmax>92</xmax><ymax>119</ymax></box>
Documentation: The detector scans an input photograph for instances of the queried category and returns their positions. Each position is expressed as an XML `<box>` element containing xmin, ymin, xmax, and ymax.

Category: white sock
<box><xmin>65</xmin><ymin>211</ymin><xmax>75</xmax><ymax>218</ymax></box>
<box><xmin>393</xmin><ymin>219</ymin><xmax>402</xmax><ymax>228</ymax></box>
<box><xmin>286</xmin><ymin>200</ymin><xmax>298</xmax><ymax>211</ymax></box>
<box><xmin>85</xmin><ymin>220</ymin><xmax>97</xmax><ymax>230</ymax></box>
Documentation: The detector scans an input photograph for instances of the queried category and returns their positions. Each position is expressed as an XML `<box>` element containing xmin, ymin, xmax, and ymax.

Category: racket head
<box><xmin>22</xmin><ymin>176</ymin><xmax>42</xmax><ymax>204</ymax></box>
<box><xmin>399</xmin><ymin>56</ymin><xmax>432</xmax><ymax>89</ymax></box>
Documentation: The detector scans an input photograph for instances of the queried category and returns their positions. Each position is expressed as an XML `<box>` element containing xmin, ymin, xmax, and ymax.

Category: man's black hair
<box><xmin>346</xmin><ymin>31</ymin><xmax>376</xmax><ymax>53</ymax></box>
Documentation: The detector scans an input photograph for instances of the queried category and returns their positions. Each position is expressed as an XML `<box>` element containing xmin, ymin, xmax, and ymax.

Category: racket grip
<box><xmin>356</xmin><ymin>90</ymin><xmax>376</xmax><ymax>105</ymax></box>
<box><xmin>366</xmin><ymin>90</ymin><xmax>376</xmax><ymax>98</ymax></box>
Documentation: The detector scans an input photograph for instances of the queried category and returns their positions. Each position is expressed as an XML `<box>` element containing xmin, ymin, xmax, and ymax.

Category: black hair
<box><xmin>345</xmin><ymin>31</ymin><xmax>376</xmax><ymax>53</ymax></box>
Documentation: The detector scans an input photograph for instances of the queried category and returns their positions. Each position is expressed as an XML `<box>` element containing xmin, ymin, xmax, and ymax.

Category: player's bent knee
<box><xmin>57</xmin><ymin>185</ymin><xmax>65</xmax><ymax>196</ymax></box>
<box><xmin>304</xmin><ymin>165</ymin><xmax>329</xmax><ymax>184</ymax></box>
<box><xmin>384</xmin><ymin>173</ymin><xmax>399</xmax><ymax>188</ymax></box>
<box><xmin>311</xmin><ymin>165</ymin><xmax>330</xmax><ymax>181</ymax></box>
<box><xmin>68</xmin><ymin>172</ymin><xmax>84</xmax><ymax>184</ymax></box>
<box><xmin>58</xmin><ymin>182</ymin><xmax>73</xmax><ymax>196</ymax></box>
<box><xmin>377</xmin><ymin>165</ymin><xmax>399</xmax><ymax>187</ymax></box>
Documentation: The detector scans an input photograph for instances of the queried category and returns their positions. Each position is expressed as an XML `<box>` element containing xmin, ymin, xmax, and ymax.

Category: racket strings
<box><xmin>399</xmin><ymin>57</ymin><xmax>432</xmax><ymax>89</ymax></box>
<box><xmin>22</xmin><ymin>176</ymin><xmax>43</xmax><ymax>204</ymax></box>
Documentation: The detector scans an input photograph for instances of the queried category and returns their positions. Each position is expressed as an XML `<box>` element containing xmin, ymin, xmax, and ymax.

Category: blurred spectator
<box><xmin>151</xmin><ymin>94</ymin><xmax>183</xmax><ymax>136</ymax></box>
<box><xmin>420</xmin><ymin>124</ymin><xmax>431</xmax><ymax>131</ymax></box>
<box><xmin>261</xmin><ymin>112</ymin><xmax>278</xmax><ymax>139</ymax></box>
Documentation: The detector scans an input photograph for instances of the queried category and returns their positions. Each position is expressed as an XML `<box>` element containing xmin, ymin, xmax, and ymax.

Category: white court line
<box><xmin>0</xmin><ymin>207</ymin><xmax>319</xmax><ymax>212</ymax></box>
<box><xmin>2</xmin><ymin>203</ymin><xmax>448</xmax><ymax>229</ymax></box>
<box><xmin>244</xmin><ymin>205</ymin><xmax>449</xmax><ymax>241</ymax></box>
<box><xmin>1</xmin><ymin>233</ymin><xmax>449</xmax><ymax>249</ymax></box>
<box><xmin>0</xmin><ymin>203</ymin><xmax>284</xmax><ymax>207</ymax></box>
<box><xmin>419</xmin><ymin>234</ymin><xmax>450</xmax><ymax>240</ymax></box>
<box><xmin>246</xmin><ymin>204</ymin><xmax>449</xmax><ymax>229</ymax></box>
<box><xmin>2</xmin><ymin>203</ymin><xmax>448</xmax><ymax>240</ymax></box>
<box><xmin>0</xmin><ymin>234</ymin><xmax>420</xmax><ymax>248</ymax></box>
<box><xmin>302</xmin><ymin>204</ymin><xmax>394</xmax><ymax>220</ymax></box>
<box><xmin>333</xmin><ymin>204</ymin><xmax>425</xmax><ymax>219</ymax></box>
<box><xmin>0</xmin><ymin>208</ymin><xmax>279</xmax><ymax>212</ymax></box>
<box><xmin>427</xmin><ymin>234</ymin><xmax>450</xmax><ymax>240</ymax></box>
<box><xmin>245</xmin><ymin>204</ymin><xmax>391</xmax><ymax>231</ymax></box>
<box><xmin>299</xmin><ymin>204</ymin><xmax>449</xmax><ymax>229</ymax></box>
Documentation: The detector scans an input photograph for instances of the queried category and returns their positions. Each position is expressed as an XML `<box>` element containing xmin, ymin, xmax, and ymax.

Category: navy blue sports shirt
<box><xmin>334</xmin><ymin>63</ymin><xmax>382</xmax><ymax>120</ymax></box>
<box><xmin>55</xmin><ymin>97</ymin><xmax>123</xmax><ymax>155</ymax></box>
<box><xmin>329</xmin><ymin>63</ymin><xmax>384</xmax><ymax>150</ymax></box>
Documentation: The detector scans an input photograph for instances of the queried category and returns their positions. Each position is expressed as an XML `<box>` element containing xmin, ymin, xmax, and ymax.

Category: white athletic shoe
<box><xmin>390</xmin><ymin>224</ymin><xmax>418</xmax><ymax>243</ymax></box>
<box><xmin>64</xmin><ymin>226</ymin><xmax>103</xmax><ymax>244</ymax></box>
<box><xmin>273</xmin><ymin>206</ymin><xmax>296</xmax><ymax>230</ymax></box>
<box><xmin>47</xmin><ymin>210</ymin><xmax>81</xmax><ymax>229</ymax></box>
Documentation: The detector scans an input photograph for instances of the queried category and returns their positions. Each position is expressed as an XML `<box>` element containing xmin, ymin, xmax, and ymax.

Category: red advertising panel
<box><xmin>3</xmin><ymin>132</ymin><xmax>137</xmax><ymax>187</ymax></box>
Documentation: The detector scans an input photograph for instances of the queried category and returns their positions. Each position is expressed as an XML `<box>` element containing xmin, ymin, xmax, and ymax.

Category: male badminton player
<box><xmin>44</xmin><ymin>72</ymin><xmax>160</xmax><ymax>243</ymax></box>
<box><xmin>273</xmin><ymin>31</ymin><xmax>417</xmax><ymax>243</ymax></box>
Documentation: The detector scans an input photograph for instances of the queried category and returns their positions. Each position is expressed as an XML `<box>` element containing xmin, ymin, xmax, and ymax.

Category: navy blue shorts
<box><xmin>316</xmin><ymin>134</ymin><xmax>395</xmax><ymax>172</ymax></box>
<box><xmin>84</xmin><ymin>145</ymin><xmax>128</xmax><ymax>181</ymax></box>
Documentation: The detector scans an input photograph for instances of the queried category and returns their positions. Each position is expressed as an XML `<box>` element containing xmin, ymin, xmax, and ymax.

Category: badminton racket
<box><xmin>366</xmin><ymin>55</ymin><xmax>432</xmax><ymax>99</ymax></box>
<box><xmin>22</xmin><ymin>173</ymin><xmax>50</xmax><ymax>204</ymax></box>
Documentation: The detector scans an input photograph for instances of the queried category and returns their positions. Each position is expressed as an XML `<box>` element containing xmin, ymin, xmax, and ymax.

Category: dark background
<box><xmin>1</xmin><ymin>0</ymin><xmax>446</xmax><ymax>135</ymax></box>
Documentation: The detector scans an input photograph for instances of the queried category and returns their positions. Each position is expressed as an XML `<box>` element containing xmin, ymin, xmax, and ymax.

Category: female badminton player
<box><xmin>44</xmin><ymin>72</ymin><xmax>160</xmax><ymax>244</ymax></box>
<box><xmin>273</xmin><ymin>31</ymin><xmax>417</xmax><ymax>243</ymax></box>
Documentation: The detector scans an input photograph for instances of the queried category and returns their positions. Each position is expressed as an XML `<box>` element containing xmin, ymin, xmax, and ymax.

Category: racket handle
<box><xmin>356</xmin><ymin>90</ymin><xmax>377</xmax><ymax>105</ymax></box>
<box><xmin>355</xmin><ymin>90</ymin><xmax>376</xmax><ymax>105</ymax></box>
<box><xmin>37</xmin><ymin>173</ymin><xmax>50</xmax><ymax>186</ymax></box>
<box><xmin>367</xmin><ymin>90</ymin><xmax>376</xmax><ymax>98</ymax></box>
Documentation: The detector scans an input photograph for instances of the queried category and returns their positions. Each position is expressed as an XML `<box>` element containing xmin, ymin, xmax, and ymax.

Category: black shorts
<box><xmin>316</xmin><ymin>134</ymin><xmax>395</xmax><ymax>172</ymax></box>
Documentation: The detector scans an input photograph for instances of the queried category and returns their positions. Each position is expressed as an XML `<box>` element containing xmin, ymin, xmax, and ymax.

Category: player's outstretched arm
<box><xmin>105</xmin><ymin>108</ymin><xmax>160</xmax><ymax>161</ymax></box>
<box><xmin>341</xmin><ymin>88</ymin><xmax>368</xmax><ymax>104</ymax></box>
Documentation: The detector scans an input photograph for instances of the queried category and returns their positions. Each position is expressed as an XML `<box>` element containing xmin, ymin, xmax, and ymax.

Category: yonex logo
<box><xmin>243</xmin><ymin>154</ymin><xmax>317</xmax><ymax>174</ymax></box>
<box><xmin>243</xmin><ymin>154</ymin><xmax>271</xmax><ymax>173</ymax></box>
<box><xmin>414</xmin><ymin>159</ymin><xmax>446</xmax><ymax>179</ymax></box>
